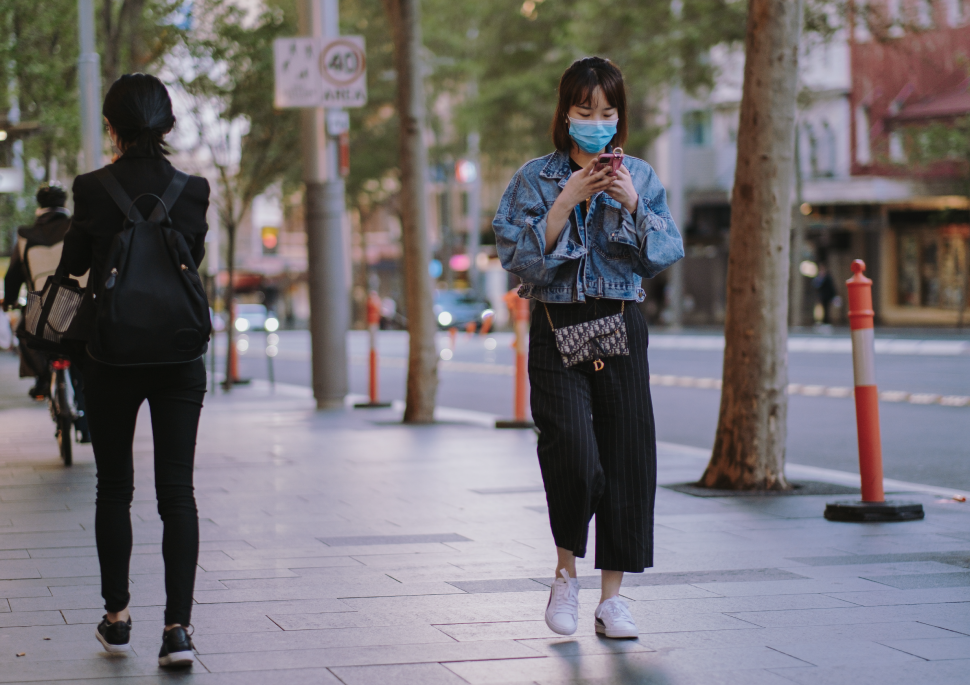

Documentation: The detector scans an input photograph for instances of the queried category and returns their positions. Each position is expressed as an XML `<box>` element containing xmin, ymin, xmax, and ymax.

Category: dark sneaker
<box><xmin>158</xmin><ymin>626</ymin><xmax>195</xmax><ymax>668</ymax></box>
<box><xmin>95</xmin><ymin>615</ymin><xmax>131</xmax><ymax>653</ymax></box>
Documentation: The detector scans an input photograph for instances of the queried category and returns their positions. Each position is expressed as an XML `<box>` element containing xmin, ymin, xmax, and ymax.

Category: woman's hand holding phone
<box><xmin>604</xmin><ymin>165</ymin><xmax>639</xmax><ymax>214</ymax></box>
<box><xmin>561</xmin><ymin>157</ymin><xmax>614</xmax><ymax>207</ymax></box>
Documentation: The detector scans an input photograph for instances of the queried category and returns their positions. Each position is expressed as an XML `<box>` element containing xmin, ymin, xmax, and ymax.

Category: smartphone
<box><xmin>593</xmin><ymin>147</ymin><xmax>624</xmax><ymax>174</ymax></box>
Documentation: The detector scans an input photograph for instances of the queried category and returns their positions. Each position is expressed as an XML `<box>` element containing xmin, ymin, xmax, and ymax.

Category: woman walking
<box><xmin>58</xmin><ymin>74</ymin><xmax>210</xmax><ymax>667</ymax></box>
<box><xmin>493</xmin><ymin>57</ymin><xmax>683</xmax><ymax>638</ymax></box>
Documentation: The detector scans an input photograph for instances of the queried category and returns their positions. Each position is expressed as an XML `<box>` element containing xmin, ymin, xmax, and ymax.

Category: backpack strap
<box><xmin>95</xmin><ymin>168</ymin><xmax>190</xmax><ymax>225</ymax></box>
<box><xmin>148</xmin><ymin>171</ymin><xmax>189</xmax><ymax>224</ymax></box>
<box><xmin>94</xmin><ymin>167</ymin><xmax>143</xmax><ymax>223</ymax></box>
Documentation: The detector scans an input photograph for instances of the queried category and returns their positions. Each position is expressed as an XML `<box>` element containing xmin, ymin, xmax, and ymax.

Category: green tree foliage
<box><xmin>0</xmin><ymin>0</ymin><xmax>182</xmax><ymax>252</ymax></box>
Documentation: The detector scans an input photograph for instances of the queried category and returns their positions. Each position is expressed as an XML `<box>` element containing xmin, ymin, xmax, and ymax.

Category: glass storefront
<box><xmin>897</xmin><ymin>225</ymin><xmax>970</xmax><ymax>309</ymax></box>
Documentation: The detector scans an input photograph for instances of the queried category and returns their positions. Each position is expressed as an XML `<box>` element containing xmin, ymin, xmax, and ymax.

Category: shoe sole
<box><xmin>159</xmin><ymin>650</ymin><xmax>195</xmax><ymax>668</ymax></box>
<box><xmin>594</xmin><ymin>621</ymin><xmax>639</xmax><ymax>639</ymax></box>
<box><xmin>545</xmin><ymin>612</ymin><xmax>578</xmax><ymax>636</ymax></box>
<box><xmin>95</xmin><ymin>628</ymin><xmax>131</xmax><ymax>653</ymax></box>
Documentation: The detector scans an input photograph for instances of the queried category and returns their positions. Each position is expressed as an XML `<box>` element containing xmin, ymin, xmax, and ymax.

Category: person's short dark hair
<box><xmin>551</xmin><ymin>57</ymin><xmax>628</xmax><ymax>153</ymax></box>
<box><xmin>102</xmin><ymin>73</ymin><xmax>176</xmax><ymax>158</ymax></box>
<box><xmin>36</xmin><ymin>183</ymin><xmax>67</xmax><ymax>209</ymax></box>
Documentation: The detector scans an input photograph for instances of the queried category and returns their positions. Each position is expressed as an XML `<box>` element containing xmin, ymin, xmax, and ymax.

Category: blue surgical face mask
<box><xmin>568</xmin><ymin>117</ymin><xmax>618</xmax><ymax>154</ymax></box>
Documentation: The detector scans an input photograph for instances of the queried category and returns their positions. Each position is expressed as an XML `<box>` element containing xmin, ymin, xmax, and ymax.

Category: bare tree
<box><xmin>700</xmin><ymin>0</ymin><xmax>803</xmax><ymax>490</ymax></box>
<box><xmin>382</xmin><ymin>0</ymin><xmax>438</xmax><ymax>423</ymax></box>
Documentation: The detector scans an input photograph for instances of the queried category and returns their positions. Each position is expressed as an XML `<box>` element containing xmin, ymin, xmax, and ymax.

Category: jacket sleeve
<box><xmin>492</xmin><ymin>167</ymin><xmax>586</xmax><ymax>287</ymax></box>
<box><xmin>189</xmin><ymin>176</ymin><xmax>210</xmax><ymax>269</ymax></box>
<box><xmin>609</xmin><ymin>163</ymin><xmax>684</xmax><ymax>279</ymax></box>
<box><xmin>57</xmin><ymin>177</ymin><xmax>95</xmax><ymax>279</ymax></box>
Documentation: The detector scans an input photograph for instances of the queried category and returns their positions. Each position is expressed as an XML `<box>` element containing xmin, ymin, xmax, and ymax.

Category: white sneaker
<box><xmin>544</xmin><ymin>568</ymin><xmax>580</xmax><ymax>635</ymax></box>
<box><xmin>594</xmin><ymin>596</ymin><xmax>638</xmax><ymax>638</ymax></box>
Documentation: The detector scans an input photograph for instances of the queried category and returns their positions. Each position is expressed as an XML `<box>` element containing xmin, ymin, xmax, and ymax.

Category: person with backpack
<box><xmin>57</xmin><ymin>73</ymin><xmax>211</xmax><ymax>668</ymax></box>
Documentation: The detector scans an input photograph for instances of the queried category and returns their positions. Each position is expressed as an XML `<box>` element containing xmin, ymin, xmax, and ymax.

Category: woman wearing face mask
<box><xmin>493</xmin><ymin>57</ymin><xmax>683</xmax><ymax>639</ymax></box>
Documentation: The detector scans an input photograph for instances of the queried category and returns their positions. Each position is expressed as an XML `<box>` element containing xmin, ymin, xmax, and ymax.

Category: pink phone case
<box><xmin>596</xmin><ymin>147</ymin><xmax>624</xmax><ymax>173</ymax></box>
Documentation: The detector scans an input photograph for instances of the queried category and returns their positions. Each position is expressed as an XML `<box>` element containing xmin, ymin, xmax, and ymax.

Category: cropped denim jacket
<box><xmin>492</xmin><ymin>150</ymin><xmax>684</xmax><ymax>303</ymax></box>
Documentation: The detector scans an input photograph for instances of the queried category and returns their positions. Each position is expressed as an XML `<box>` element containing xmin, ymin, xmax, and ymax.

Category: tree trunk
<box><xmin>700</xmin><ymin>0</ymin><xmax>803</xmax><ymax>490</ymax></box>
<box><xmin>383</xmin><ymin>0</ymin><xmax>438</xmax><ymax>423</ymax></box>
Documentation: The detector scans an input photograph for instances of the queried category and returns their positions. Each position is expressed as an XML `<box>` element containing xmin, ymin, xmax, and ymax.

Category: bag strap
<box><xmin>543</xmin><ymin>301</ymin><xmax>625</xmax><ymax>332</ymax></box>
<box><xmin>95</xmin><ymin>168</ymin><xmax>142</xmax><ymax>223</ymax></box>
<box><xmin>95</xmin><ymin>168</ymin><xmax>189</xmax><ymax>224</ymax></box>
<box><xmin>149</xmin><ymin>170</ymin><xmax>189</xmax><ymax>224</ymax></box>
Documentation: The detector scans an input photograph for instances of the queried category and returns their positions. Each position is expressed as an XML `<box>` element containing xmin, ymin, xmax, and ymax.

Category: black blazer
<box><xmin>58</xmin><ymin>149</ymin><xmax>210</xmax><ymax>331</ymax></box>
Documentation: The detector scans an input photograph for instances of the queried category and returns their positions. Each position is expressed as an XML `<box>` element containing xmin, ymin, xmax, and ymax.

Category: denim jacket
<box><xmin>492</xmin><ymin>150</ymin><xmax>684</xmax><ymax>302</ymax></box>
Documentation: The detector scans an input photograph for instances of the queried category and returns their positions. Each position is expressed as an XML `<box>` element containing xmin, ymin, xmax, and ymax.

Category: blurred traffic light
<box><xmin>261</xmin><ymin>226</ymin><xmax>279</xmax><ymax>255</ymax></box>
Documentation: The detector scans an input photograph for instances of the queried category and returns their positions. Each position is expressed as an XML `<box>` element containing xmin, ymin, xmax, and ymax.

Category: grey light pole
<box><xmin>465</xmin><ymin>131</ymin><xmax>482</xmax><ymax>297</ymax></box>
<box><xmin>666</xmin><ymin>83</ymin><xmax>685</xmax><ymax>329</ymax></box>
<box><xmin>77</xmin><ymin>0</ymin><xmax>102</xmax><ymax>173</ymax></box>
<box><xmin>301</xmin><ymin>0</ymin><xmax>349</xmax><ymax>409</ymax></box>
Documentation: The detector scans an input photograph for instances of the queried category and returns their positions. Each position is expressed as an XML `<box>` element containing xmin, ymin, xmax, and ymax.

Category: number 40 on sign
<box><xmin>274</xmin><ymin>35</ymin><xmax>367</xmax><ymax>109</ymax></box>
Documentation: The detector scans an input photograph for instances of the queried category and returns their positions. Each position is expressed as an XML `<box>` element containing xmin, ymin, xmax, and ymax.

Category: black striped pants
<box><xmin>529</xmin><ymin>298</ymin><xmax>656</xmax><ymax>573</ymax></box>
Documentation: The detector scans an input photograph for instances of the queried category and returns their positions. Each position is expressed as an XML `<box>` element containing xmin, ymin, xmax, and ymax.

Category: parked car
<box><xmin>234</xmin><ymin>303</ymin><xmax>279</xmax><ymax>332</ymax></box>
<box><xmin>433</xmin><ymin>290</ymin><xmax>491</xmax><ymax>329</ymax></box>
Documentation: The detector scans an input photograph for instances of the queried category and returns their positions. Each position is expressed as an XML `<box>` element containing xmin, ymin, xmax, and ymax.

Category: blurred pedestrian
<box><xmin>2</xmin><ymin>184</ymin><xmax>73</xmax><ymax>398</ymax></box>
<box><xmin>813</xmin><ymin>263</ymin><xmax>837</xmax><ymax>324</ymax></box>
<box><xmin>492</xmin><ymin>57</ymin><xmax>683</xmax><ymax>639</ymax></box>
<box><xmin>57</xmin><ymin>73</ymin><xmax>210</xmax><ymax>668</ymax></box>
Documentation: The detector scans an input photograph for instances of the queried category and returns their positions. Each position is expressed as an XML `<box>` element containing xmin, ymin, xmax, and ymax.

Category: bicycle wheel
<box><xmin>54</xmin><ymin>370</ymin><xmax>73</xmax><ymax>466</ymax></box>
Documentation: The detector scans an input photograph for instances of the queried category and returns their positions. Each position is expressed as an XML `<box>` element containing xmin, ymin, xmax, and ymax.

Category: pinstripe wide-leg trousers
<box><xmin>529</xmin><ymin>298</ymin><xmax>656</xmax><ymax>573</ymax></box>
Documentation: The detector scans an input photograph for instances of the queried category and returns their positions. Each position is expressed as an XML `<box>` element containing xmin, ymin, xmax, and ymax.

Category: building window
<box><xmin>683</xmin><ymin>110</ymin><xmax>712</xmax><ymax>147</ymax></box>
<box><xmin>897</xmin><ymin>226</ymin><xmax>970</xmax><ymax>309</ymax></box>
<box><xmin>855</xmin><ymin>105</ymin><xmax>872</xmax><ymax>165</ymax></box>
<box><xmin>946</xmin><ymin>0</ymin><xmax>966</xmax><ymax>25</ymax></box>
<box><xmin>808</xmin><ymin>121</ymin><xmax>837</xmax><ymax>178</ymax></box>
<box><xmin>889</xmin><ymin>131</ymin><xmax>906</xmax><ymax>162</ymax></box>
<box><xmin>917</xmin><ymin>0</ymin><xmax>934</xmax><ymax>27</ymax></box>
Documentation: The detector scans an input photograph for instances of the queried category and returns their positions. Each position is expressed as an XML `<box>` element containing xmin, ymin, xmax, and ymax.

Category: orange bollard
<box><xmin>496</xmin><ymin>292</ymin><xmax>534</xmax><ymax>429</ymax></box>
<box><xmin>449</xmin><ymin>326</ymin><xmax>458</xmax><ymax>350</ymax></box>
<box><xmin>465</xmin><ymin>321</ymin><xmax>476</xmax><ymax>336</ymax></box>
<box><xmin>354</xmin><ymin>292</ymin><xmax>391</xmax><ymax>408</ymax></box>
<box><xmin>479</xmin><ymin>312</ymin><xmax>493</xmax><ymax>336</ymax></box>
<box><xmin>824</xmin><ymin>260</ymin><xmax>923</xmax><ymax>522</ymax></box>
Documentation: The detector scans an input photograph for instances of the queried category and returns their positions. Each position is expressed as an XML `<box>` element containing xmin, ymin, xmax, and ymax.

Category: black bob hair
<box><xmin>551</xmin><ymin>57</ymin><xmax>628</xmax><ymax>153</ymax></box>
<box><xmin>36</xmin><ymin>184</ymin><xmax>67</xmax><ymax>209</ymax></box>
<box><xmin>102</xmin><ymin>73</ymin><xmax>176</xmax><ymax>158</ymax></box>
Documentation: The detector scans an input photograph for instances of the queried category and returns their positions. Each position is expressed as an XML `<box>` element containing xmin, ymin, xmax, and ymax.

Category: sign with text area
<box><xmin>274</xmin><ymin>36</ymin><xmax>367</xmax><ymax>109</ymax></box>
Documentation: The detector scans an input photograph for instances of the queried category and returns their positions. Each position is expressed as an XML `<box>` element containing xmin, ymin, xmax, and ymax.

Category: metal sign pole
<box><xmin>77</xmin><ymin>0</ymin><xmax>102</xmax><ymax>173</ymax></box>
<box><xmin>301</xmin><ymin>0</ymin><xmax>349</xmax><ymax>409</ymax></box>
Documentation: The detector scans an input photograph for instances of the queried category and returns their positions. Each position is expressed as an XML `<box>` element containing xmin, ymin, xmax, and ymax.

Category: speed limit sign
<box><xmin>319</xmin><ymin>36</ymin><xmax>367</xmax><ymax>107</ymax></box>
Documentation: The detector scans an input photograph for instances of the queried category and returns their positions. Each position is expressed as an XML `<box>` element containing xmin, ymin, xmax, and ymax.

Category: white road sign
<box><xmin>274</xmin><ymin>38</ymin><xmax>320</xmax><ymax>108</ymax></box>
<box><xmin>274</xmin><ymin>36</ymin><xmax>367</xmax><ymax>109</ymax></box>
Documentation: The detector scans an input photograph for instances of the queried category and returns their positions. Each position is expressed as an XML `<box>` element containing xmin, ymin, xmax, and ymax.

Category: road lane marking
<box><xmin>234</xmin><ymin>351</ymin><xmax>969</xmax><ymax>408</ymax></box>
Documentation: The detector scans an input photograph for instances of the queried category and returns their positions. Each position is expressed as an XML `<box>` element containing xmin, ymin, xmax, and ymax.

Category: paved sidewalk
<box><xmin>1</xmin><ymin>371</ymin><xmax>969</xmax><ymax>684</ymax></box>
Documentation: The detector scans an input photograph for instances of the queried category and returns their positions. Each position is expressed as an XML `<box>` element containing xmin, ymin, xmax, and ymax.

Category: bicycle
<box><xmin>48</xmin><ymin>357</ymin><xmax>76</xmax><ymax>466</ymax></box>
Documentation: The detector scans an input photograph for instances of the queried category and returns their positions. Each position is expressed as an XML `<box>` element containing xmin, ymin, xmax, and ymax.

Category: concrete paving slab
<box><xmin>771</xmin><ymin>659</ymin><xmax>970</xmax><ymax>685</ymax></box>
<box><xmin>331</xmin><ymin>663</ymin><xmax>469</xmax><ymax>685</ymax></box>
<box><xmin>879</xmin><ymin>636</ymin><xmax>970</xmax><ymax>660</ymax></box>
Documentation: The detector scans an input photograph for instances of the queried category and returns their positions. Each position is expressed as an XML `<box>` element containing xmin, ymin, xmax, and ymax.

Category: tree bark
<box><xmin>383</xmin><ymin>0</ymin><xmax>438</xmax><ymax>423</ymax></box>
<box><xmin>700</xmin><ymin>0</ymin><xmax>803</xmax><ymax>490</ymax></box>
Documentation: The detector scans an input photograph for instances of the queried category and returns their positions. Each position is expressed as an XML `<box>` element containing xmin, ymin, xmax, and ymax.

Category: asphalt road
<box><xmin>228</xmin><ymin>328</ymin><xmax>970</xmax><ymax>492</ymax></box>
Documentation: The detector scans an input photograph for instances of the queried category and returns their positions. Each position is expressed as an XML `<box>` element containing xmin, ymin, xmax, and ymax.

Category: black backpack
<box><xmin>89</xmin><ymin>168</ymin><xmax>211</xmax><ymax>366</ymax></box>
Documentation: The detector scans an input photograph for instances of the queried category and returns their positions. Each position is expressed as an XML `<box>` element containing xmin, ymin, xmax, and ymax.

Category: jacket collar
<box><xmin>539</xmin><ymin>149</ymin><xmax>573</xmax><ymax>182</ymax></box>
<box><xmin>117</xmin><ymin>145</ymin><xmax>171</xmax><ymax>161</ymax></box>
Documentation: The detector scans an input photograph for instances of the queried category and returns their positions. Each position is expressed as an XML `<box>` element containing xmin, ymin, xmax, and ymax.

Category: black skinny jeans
<box><xmin>529</xmin><ymin>299</ymin><xmax>657</xmax><ymax>573</ymax></box>
<box><xmin>81</xmin><ymin>358</ymin><xmax>206</xmax><ymax>626</ymax></box>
